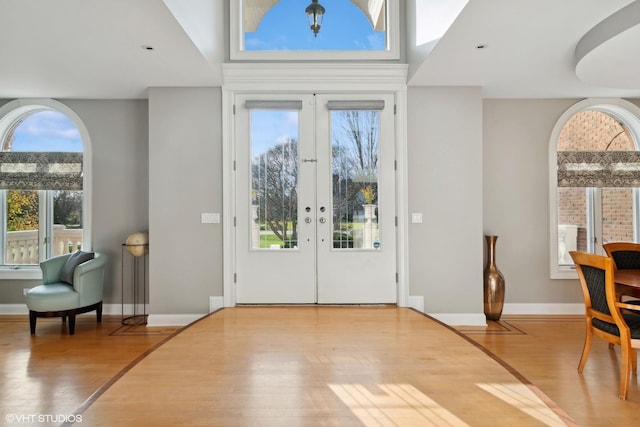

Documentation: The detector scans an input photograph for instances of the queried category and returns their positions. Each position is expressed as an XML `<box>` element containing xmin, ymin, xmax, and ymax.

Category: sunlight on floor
<box><xmin>476</xmin><ymin>383</ymin><xmax>567</xmax><ymax>427</ymax></box>
<box><xmin>329</xmin><ymin>383</ymin><xmax>470</xmax><ymax>426</ymax></box>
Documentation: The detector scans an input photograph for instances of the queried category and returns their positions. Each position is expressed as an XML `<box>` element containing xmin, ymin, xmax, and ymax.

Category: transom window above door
<box><xmin>230</xmin><ymin>0</ymin><xmax>400</xmax><ymax>61</ymax></box>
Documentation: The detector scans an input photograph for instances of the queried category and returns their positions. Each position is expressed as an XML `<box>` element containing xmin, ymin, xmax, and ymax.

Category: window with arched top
<box><xmin>230</xmin><ymin>0</ymin><xmax>399</xmax><ymax>60</ymax></box>
<box><xmin>0</xmin><ymin>100</ymin><xmax>90</xmax><ymax>277</ymax></box>
<box><xmin>550</xmin><ymin>99</ymin><xmax>640</xmax><ymax>278</ymax></box>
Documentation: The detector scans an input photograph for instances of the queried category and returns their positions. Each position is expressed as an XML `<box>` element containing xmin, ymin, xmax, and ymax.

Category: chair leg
<box><xmin>68</xmin><ymin>313</ymin><xmax>76</xmax><ymax>335</ymax></box>
<box><xmin>578</xmin><ymin>328</ymin><xmax>593</xmax><ymax>372</ymax></box>
<box><xmin>620</xmin><ymin>344</ymin><xmax>631</xmax><ymax>400</ymax></box>
<box><xmin>632</xmin><ymin>349</ymin><xmax>638</xmax><ymax>374</ymax></box>
<box><xmin>29</xmin><ymin>311</ymin><xmax>37</xmax><ymax>335</ymax></box>
<box><xmin>96</xmin><ymin>301</ymin><xmax>103</xmax><ymax>323</ymax></box>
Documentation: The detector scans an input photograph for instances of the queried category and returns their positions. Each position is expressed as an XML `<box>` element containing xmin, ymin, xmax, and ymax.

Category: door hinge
<box><xmin>394</xmin><ymin>160</ymin><xmax>397</xmax><ymax>171</ymax></box>
<box><xmin>233</xmin><ymin>160</ymin><xmax>236</xmax><ymax>171</ymax></box>
<box><xmin>395</xmin><ymin>216</ymin><xmax>398</xmax><ymax>226</ymax></box>
<box><xmin>396</xmin><ymin>272</ymin><xmax>399</xmax><ymax>283</ymax></box>
<box><xmin>233</xmin><ymin>104</ymin><xmax>236</xmax><ymax>115</ymax></box>
<box><xmin>234</xmin><ymin>217</ymin><xmax>237</xmax><ymax>227</ymax></box>
<box><xmin>394</xmin><ymin>104</ymin><xmax>397</xmax><ymax>115</ymax></box>
<box><xmin>234</xmin><ymin>273</ymin><xmax>237</xmax><ymax>283</ymax></box>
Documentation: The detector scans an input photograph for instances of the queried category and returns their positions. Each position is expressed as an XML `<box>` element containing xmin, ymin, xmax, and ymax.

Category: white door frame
<box><xmin>221</xmin><ymin>63</ymin><xmax>409</xmax><ymax>307</ymax></box>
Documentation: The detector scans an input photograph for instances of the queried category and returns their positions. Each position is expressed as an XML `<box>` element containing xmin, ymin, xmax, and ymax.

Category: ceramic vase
<box><xmin>483</xmin><ymin>235</ymin><xmax>505</xmax><ymax>321</ymax></box>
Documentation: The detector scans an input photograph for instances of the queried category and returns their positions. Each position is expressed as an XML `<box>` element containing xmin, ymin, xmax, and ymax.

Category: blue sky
<box><xmin>245</xmin><ymin>0</ymin><xmax>385</xmax><ymax>51</ymax></box>
<box><xmin>251</xmin><ymin>111</ymin><xmax>298</xmax><ymax>156</ymax></box>
<box><xmin>11</xmin><ymin>110</ymin><xmax>82</xmax><ymax>152</ymax></box>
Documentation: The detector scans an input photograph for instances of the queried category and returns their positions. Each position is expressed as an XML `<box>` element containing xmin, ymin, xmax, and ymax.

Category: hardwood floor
<box><xmin>0</xmin><ymin>308</ymin><xmax>638</xmax><ymax>426</ymax></box>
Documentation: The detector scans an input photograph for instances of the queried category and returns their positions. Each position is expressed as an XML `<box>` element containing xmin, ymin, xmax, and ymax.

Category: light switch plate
<box><xmin>201</xmin><ymin>213</ymin><xmax>220</xmax><ymax>224</ymax></box>
<box><xmin>411</xmin><ymin>213</ymin><xmax>423</xmax><ymax>223</ymax></box>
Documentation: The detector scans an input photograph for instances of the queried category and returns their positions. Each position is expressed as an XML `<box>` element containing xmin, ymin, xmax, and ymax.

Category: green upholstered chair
<box><xmin>25</xmin><ymin>252</ymin><xmax>107</xmax><ymax>335</ymax></box>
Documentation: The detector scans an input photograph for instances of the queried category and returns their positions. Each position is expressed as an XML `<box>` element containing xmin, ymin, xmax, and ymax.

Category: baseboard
<box><xmin>428</xmin><ymin>313</ymin><xmax>487</xmax><ymax>326</ymax></box>
<box><xmin>503</xmin><ymin>303</ymin><xmax>584</xmax><ymax>315</ymax></box>
<box><xmin>408</xmin><ymin>295</ymin><xmax>424</xmax><ymax>312</ymax></box>
<box><xmin>146</xmin><ymin>313</ymin><xmax>206</xmax><ymax>327</ymax></box>
<box><xmin>406</xmin><ymin>298</ymin><xmax>584</xmax><ymax>326</ymax></box>
<box><xmin>0</xmin><ymin>303</ymin><xmax>123</xmax><ymax>316</ymax></box>
<box><xmin>0</xmin><ymin>304</ymin><xmax>28</xmax><ymax>315</ymax></box>
<box><xmin>209</xmin><ymin>296</ymin><xmax>224</xmax><ymax>313</ymax></box>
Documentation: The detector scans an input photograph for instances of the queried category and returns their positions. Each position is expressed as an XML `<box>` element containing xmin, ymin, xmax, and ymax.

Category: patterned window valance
<box><xmin>558</xmin><ymin>151</ymin><xmax>640</xmax><ymax>187</ymax></box>
<box><xmin>0</xmin><ymin>152</ymin><xmax>83</xmax><ymax>190</ymax></box>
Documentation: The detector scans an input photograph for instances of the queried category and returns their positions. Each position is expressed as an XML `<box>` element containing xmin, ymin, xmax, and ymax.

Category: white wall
<box><xmin>148</xmin><ymin>88</ymin><xmax>223</xmax><ymax>318</ymax></box>
<box><xmin>407</xmin><ymin>87</ymin><xmax>484</xmax><ymax>322</ymax></box>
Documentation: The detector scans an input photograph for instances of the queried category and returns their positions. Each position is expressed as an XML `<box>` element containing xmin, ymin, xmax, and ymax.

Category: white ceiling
<box><xmin>0</xmin><ymin>0</ymin><xmax>638</xmax><ymax>100</ymax></box>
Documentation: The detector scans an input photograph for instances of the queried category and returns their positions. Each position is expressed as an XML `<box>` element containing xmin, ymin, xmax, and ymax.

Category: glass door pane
<box><xmin>250</xmin><ymin>110</ymin><xmax>300</xmax><ymax>250</ymax></box>
<box><xmin>331</xmin><ymin>110</ymin><xmax>380</xmax><ymax>250</ymax></box>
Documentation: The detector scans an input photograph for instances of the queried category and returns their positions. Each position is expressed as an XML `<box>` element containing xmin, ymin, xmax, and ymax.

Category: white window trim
<box><xmin>549</xmin><ymin>98</ymin><xmax>640</xmax><ymax>279</ymax></box>
<box><xmin>0</xmin><ymin>98</ymin><xmax>92</xmax><ymax>280</ymax></box>
<box><xmin>229</xmin><ymin>0</ymin><xmax>400</xmax><ymax>61</ymax></box>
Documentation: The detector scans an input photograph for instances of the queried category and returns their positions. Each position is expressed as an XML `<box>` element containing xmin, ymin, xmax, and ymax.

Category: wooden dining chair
<box><xmin>603</xmin><ymin>242</ymin><xmax>640</xmax><ymax>270</ymax></box>
<box><xmin>570</xmin><ymin>250</ymin><xmax>640</xmax><ymax>399</ymax></box>
<box><xmin>603</xmin><ymin>242</ymin><xmax>640</xmax><ymax>306</ymax></box>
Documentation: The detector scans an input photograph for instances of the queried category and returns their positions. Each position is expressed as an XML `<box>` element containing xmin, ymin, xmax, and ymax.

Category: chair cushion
<box><xmin>593</xmin><ymin>313</ymin><xmax>640</xmax><ymax>340</ymax></box>
<box><xmin>25</xmin><ymin>283</ymin><xmax>80</xmax><ymax>312</ymax></box>
<box><xmin>59</xmin><ymin>251</ymin><xmax>94</xmax><ymax>285</ymax></box>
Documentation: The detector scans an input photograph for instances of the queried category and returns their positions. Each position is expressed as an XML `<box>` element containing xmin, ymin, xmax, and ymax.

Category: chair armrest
<box><xmin>39</xmin><ymin>253</ymin><xmax>73</xmax><ymax>285</ymax></box>
<box><xmin>617</xmin><ymin>301</ymin><xmax>640</xmax><ymax>312</ymax></box>
<box><xmin>73</xmin><ymin>254</ymin><xmax>107</xmax><ymax>307</ymax></box>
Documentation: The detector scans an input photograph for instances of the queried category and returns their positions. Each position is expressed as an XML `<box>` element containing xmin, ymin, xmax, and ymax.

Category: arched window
<box><xmin>550</xmin><ymin>99</ymin><xmax>640</xmax><ymax>278</ymax></box>
<box><xmin>230</xmin><ymin>0</ymin><xmax>399</xmax><ymax>60</ymax></box>
<box><xmin>0</xmin><ymin>100</ymin><xmax>91</xmax><ymax>278</ymax></box>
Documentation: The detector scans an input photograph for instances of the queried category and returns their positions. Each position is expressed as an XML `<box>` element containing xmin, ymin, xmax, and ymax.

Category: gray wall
<box><xmin>3</xmin><ymin>91</ymin><xmax>640</xmax><ymax>318</ymax></box>
<box><xmin>0</xmin><ymin>99</ymin><xmax>149</xmax><ymax>305</ymax></box>
<box><xmin>483</xmin><ymin>99</ymin><xmax>580</xmax><ymax>304</ymax></box>
<box><xmin>406</xmin><ymin>87</ymin><xmax>484</xmax><ymax>314</ymax></box>
<box><xmin>482</xmin><ymin>98</ymin><xmax>640</xmax><ymax>307</ymax></box>
<box><xmin>148</xmin><ymin>87</ymin><xmax>223</xmax><ymax>315</ymax></box>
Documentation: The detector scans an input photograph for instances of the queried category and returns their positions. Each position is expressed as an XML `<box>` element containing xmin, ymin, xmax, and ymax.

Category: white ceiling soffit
<box><xmin>575</xmin><ymin>0</ymin><xmax>640</xmax><ymax>90</ymax></box>
<box><xmin>162</xmin><ymin>0</ymin><xmax>226</xmax><ymax>66</ymax></box>
<box><xmin>0</xmin><ymin>0</ymin><xmax>223</xmax><ymax>99</ymax></box>
<box><xmin>407</xmin><ymin>0</ymin><xmax>640</xmax><ymax>98</ymax></box>
<box><xmin>406</xmin><ymin>0</ymin><xmax>469</xmax><ymax>82</ymax></box>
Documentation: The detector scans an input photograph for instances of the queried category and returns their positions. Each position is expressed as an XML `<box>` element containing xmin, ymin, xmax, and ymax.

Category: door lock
<box><xmin>319</xmin><ymin>217</ymin><xmax>326</xmax><ymax>224</ymax></box>
<box><xmin>305</xmin><ymin>217</ymin><xmax>312</xmax><ymax>224</ymax></box>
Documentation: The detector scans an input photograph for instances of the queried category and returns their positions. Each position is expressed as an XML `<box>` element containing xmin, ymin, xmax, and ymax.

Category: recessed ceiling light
<box><xmin>141</xmin><ymin>45</ymin><xmax>155</xmax><ymax>51</ymax></box>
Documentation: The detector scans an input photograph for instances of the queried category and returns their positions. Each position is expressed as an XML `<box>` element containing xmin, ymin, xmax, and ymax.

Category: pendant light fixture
<box><xmin>305</xmin><ymin>0</ymin><xmax>325</xmax><ymax>37</ymax></box>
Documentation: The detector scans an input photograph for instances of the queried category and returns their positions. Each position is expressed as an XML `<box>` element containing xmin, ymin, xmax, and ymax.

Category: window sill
<box><xmin>0</xmin><ymin>267</ymin><xmax>42</xmax><ymax>280</ymax></box>
<box><xmin>551</xmin><ymin>266</ymin><xmax>578</xmax><ymax>280</ymax></box>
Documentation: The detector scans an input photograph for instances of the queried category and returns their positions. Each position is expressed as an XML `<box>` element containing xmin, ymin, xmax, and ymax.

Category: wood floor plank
<box><xmin>77</xmin><ymin>307</ymin><xmax>571</xmax><ymax>426</ymax></box>
<box><xmin>3</xmin><ymin>309</ymin><xmax>640</xmax><ymax>426</ymax></box>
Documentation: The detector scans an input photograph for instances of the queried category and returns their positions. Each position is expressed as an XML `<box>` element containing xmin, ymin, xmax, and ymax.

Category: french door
<box><xmin>235</xmin><ymin>93</ymin><xmax>396</xmax><ymax>304</ymax></box>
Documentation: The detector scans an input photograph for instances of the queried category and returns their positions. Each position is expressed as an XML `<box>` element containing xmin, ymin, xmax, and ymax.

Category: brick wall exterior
<box><xmin>557</xmin><ymin>110</ymin><xmax>635</xmax><ymax>249</ymax></box>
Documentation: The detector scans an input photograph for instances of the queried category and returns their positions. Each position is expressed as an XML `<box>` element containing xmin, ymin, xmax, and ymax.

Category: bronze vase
<box><xmin>483</xmin><ymin>235</ymin><xmax>505</xmax><ymax>321</ymax></box>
